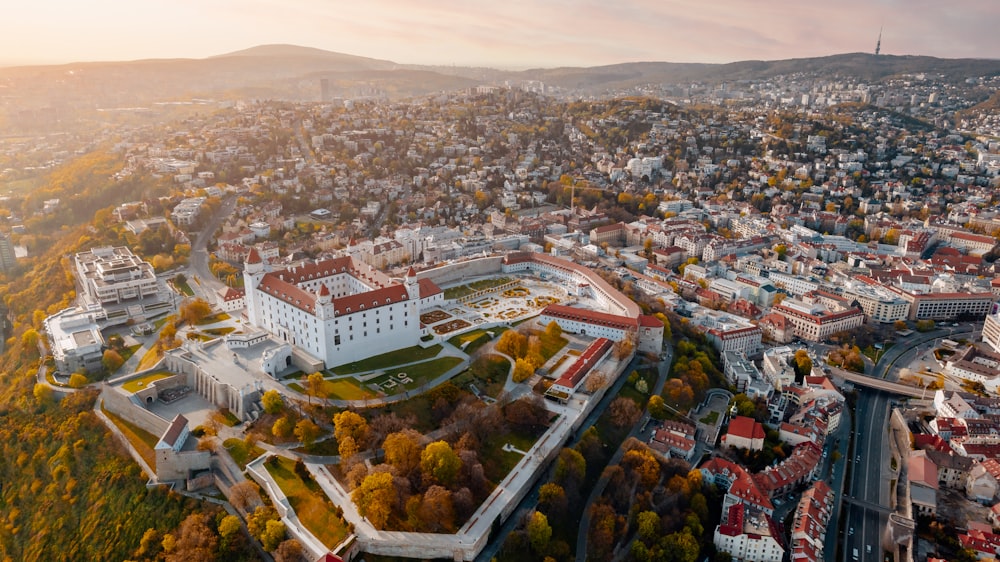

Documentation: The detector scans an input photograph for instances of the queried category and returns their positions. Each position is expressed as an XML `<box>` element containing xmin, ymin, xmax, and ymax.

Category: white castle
<box><xmin>243</xmin><ymin>248</ymin><xmax>442</xmax><ymax>369</ymax></box>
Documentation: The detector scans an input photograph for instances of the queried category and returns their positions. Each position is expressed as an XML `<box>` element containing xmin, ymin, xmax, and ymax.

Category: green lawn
<box><xmin>121</xmin><ymin>371</ymin><xmax>172</xmax><ymax>393</ymax></box>
<box><xmin>442</xmin><ymin>277</ymin><xmax>512</xmax><ymax>299</ymax></box>
<box><xmin>330</xmin><ymin>344</ymin><xmax>443</xmax><ymax>375</ymax></box>
<box><xmin>539</xmin><ymin>334</ymin><xmax>568</xmax><ymax>360</ymax></box>
<box><xmin>223</xmin><ymin>438</ymin><xmax>265</xmax><ymax>469</ymax></box>
<box><xmin>102</xmin><ymin>404</ymin><xmax>159</xmax><ymax>470</ymax></box>
<box><xmin>480</xmin><ymin>427</ymin><xmax>543</xmax><ymax>484</ymax></box>
<box><xmin>289</xmin><ymin>377</ymin><xmax>377</xmax><ymax>401</ymax></box>
<box><xmin>119</xmin><ymin>343</ymin><xmax>143</xmax><ymax>363</ymax></box>
<box><xmin>448</xmin><ymin>327</ymin><xmax>508</xmax><ymax>355</ymax></box>
<box><xmin>453</xmin><ymin>355</ymin><xmax>509</xmax><ymax>398</ymax></box>
<box><xmin>367</xmin><ymin>356</ymin><xmax>464</xmax><ymax>391</ymax></box>
<box><xmin>264</xmin><ymin>456</ymin><xmax>350</xmax><ymax>548</ymax></box>
<box><xmin>173</xmin><ymin>277</ymin><xmax>195</xmax><ymax>296</ymax></box>
<box><xmin>204</xmin><ymin>327</ymin><xmax>236</xmax><ymax>337</ymax></box>
<box><xmin>699</xmin><ymin>411</ymin><xmax>719</xmax><ymax>425</ymax></box>
<box><xmin>293</xmin><ymin>438</ymin><xmax>341</xmax><ymax>456</ymax></box>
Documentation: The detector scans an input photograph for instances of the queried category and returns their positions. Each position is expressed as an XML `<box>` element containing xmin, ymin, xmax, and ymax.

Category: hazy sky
<box><xmin>4</xmin><ymin>0</ymin><xmax>999</xmax><ymax>68</ymax></box>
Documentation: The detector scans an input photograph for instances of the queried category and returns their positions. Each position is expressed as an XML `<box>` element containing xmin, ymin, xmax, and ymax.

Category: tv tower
<box><xmin>875</xmin><ymin>26</ymin><xmax>882</xmax><ymax>55</ymax></box>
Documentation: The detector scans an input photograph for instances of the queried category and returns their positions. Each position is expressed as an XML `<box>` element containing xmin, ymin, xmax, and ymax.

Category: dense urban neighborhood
<box><xmin>3</xmin><ymin>47</ymin><xmax>1000</xmax><ymax>562</ymax></box>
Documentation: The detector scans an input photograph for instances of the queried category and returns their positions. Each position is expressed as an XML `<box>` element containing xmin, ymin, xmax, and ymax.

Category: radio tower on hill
<box><xmin>875</xmin><ymin>26</ymin><xmax>882</xmax><ymax>55</ymax></box>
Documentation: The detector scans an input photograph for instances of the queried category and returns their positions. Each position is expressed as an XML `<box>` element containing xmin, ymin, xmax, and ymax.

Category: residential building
<box><xmin>714</xmin><ymin>503</ymin><xmax>785</xmax><ymax>562</ymax></box>
<box><xmin>722</xmin><ymin>416</ymin><xmax>766</xmax><ymax>451</ymax></box>
<box><xmin>772</xmin><ymin>297</ymin><xmax>865</xmax><ymax>342</ymax></box>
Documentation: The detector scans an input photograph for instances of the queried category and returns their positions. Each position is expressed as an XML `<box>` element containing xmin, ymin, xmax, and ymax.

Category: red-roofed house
<box><xmin>714</xmin><ymin>503</ymin><xmax>785</xmax><ymax>562</ymax></box>
<box><xmin>723</xmin><ymin>416</ymin><xmax>766</xmax><ymax>451</ymax></box>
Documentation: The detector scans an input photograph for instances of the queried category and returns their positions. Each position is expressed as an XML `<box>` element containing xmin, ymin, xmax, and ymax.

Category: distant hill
<box><xmin>2</xmin><ymin>45</ymin><xmax>999</xmax><ymax>133</ymax></box>
<box><xmin>513</xmin><ymin>53</ymin><xmax>1000</xmax><ymax>92</ymax></box>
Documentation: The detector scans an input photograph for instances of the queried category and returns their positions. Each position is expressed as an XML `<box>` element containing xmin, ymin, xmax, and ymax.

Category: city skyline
<box><xmin>3</xmin><ymin>0</ymin><xmax>999</xmax><ymax>69</ymax></box>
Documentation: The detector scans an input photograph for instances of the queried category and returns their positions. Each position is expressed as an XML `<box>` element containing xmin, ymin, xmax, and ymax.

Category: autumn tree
<box><xmin>338</xmin><ymin>435</ymin><xmax>359</xmax><ymax>462</ymax></box>
<box><xmin>416</xmin><ymin>485</ymin><xmax>456</xmax><ymax>532</ymax></box>
<box><xmin>554</xmin><ymin>448</ymin><xmax>586</xmax><ymax>490</ymax></box>
<box><xmin>247</xmin><ymin>506</ymin><xmax>281</xmax><ymax>540</ymax></box>
<box><xmin>179</xmin><ymin>298</ymin><xmax>212</xmax><ymax>325</ymax></box>
<box><xmin>166</xmin><ymin>512</ymin><xmax>218</xmax><ymax>562</ymax></box>
<box><xmin>527</xmin><ymin>511</ymin><xmax>553</xmax><ymax>553</ymax></box>
<box><xmin>261</xmin><ymin>389</ymin><xmax>283</xmax><ymax>414</ymax></box>
<box><xmin>538</xmin><ymin>483</ymin><xmax>568</xmax><ymax>518</ymax></box>
<box><xmin>636</xmin><ymin>510</ymin><xmax>660</xmax><ymax>543</ymax></box>
<box><xmin>352</xmin><ymin>472</ymin><xmax>395</xmax><ymax>529</ymax></box>
<box><xmin>102</xmin><ymin>349</ymin><xmax>124</xmax><ymax>372</ymax></box>
<box><xmin>306</xmin><ymin>372</ymin><xmax>325</xmax><ymax>404</ymax></box>
<box><xmin>545</xmin><ymin>320</ymin><xmax>563</xmax><ymax>340</ymax></box>
<box><xmin>68</xmin><ymin>373</ymin><xmax>89</xmax><ymax>389</ymax></box>
<box><xmin>333</xmin><ymin>411</ymin><xmax>369</xmax><ymax>448</ymax></box>
<box><xmin>272</xmin><ymin>416</ymin><xmax>293</xmax><ymax>439</ymax></box>
<box><xmin>792</xmin><ymin>349</ymin><xmax>812</xmax><ymax>380</ymax></box>
<box><xmin>259</xmin><ymin>519</ymin><xmax>286</xmax><ymax>552</ymax></box>
<box><xmin>421</xmin><ymin>440</ymin><xmax>462</xmax><ymax>486</ymax></box>
<box><xmin>383</xmin><ymin>429</ymin><xmax>422</xmax><ymax>475</ymax></box>
<box><xmin>512</xmin><ymin>357</ymin><xmax>534</xmax><ymax>383</ymax></box>
<box><xmin>273</xmin><ymin>539</ymin><xmax>303</xmax><ymax>562</ymax></box>
<box><xmin>504</xmin><ymin>395</ymin><xmax>549</xmax><ymax>431</ymax></box>
<box><xmin>294</xmin><ymin>418</ymin><xmax>320</xmax><ymax>448</ymax></box>
<box><xmin>609</xmin><ymin>397</ymin><xmax>641</xmax><ymax>428</ymax></box>
<box><xmin>648</xmin><ymin>395</ymin><xmax>669</xmax><ymax>420</ymax></box>
<box><xmin>496</xmin><ymin>329</ymin><xmax>528</xmax><ymax>359</ymax></box>
<box><xmin>662</xmin><ymin>530</ymin><xmax>700</xmax><ymax>562</ymax></box>
<box><xmin>229</xmin><ymin>481</ymin><xmax>263</xmax><ymax>513</ymax></box>
<box><xmin>218</xmin><ymin>514</ymin><xmax>242</xmax><ymax>551</ymax></box>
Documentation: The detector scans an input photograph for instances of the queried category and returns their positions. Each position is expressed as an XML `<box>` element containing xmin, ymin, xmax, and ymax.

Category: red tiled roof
<box><xmin>160</xmin><ymin>414</ymin><xmax>188</xmax><ymax>447</ymax></box>
<box><xmin>553</xmin><ymin>337</ymin><xmax>613</xmax><ymax>391</ymax></box>
<box><xmin>246</xmin><ymin>247</ymin><xmax>262</xmax><ymax>264</ymax></box>
<box><xmin>417</xmin><ymin>278</ymin><xmax>442</xmax><ymax>298</ymax></box>
<box><xmin>542</xmin><ymin>304</ymin><xmax>638</xmax><ymax>332</ymax></box>
<box><xmin>728</xmin><ymin>416</ymin><xmax>765</xmax><ymax>441</ymax></box>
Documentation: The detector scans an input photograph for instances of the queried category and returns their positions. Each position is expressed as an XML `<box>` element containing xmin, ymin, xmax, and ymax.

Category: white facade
<box><xmin>244</xmin><ymin>253</ymin><xmax>423</xmax><ymax>369</ymax></box>
<box><xmin>75</xmin><ymin>246</ymin><xmax>161</xmax><ymax>305</ymax></box>
<box><xmin>984</xmin><ymin>312</ymin><xmax>1000</xmax><ymax>355</ymax></box>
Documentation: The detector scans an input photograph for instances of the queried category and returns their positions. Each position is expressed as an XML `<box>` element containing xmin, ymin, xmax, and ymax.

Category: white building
<box><xmin>714</xmin><ymin>503</ymin><xmax>785</xmax><ymax>562</ymax></box>
<box><xmin>74</xmin><ymin>246</ymin><xmax>161</xmax><ymax>306</ymax></box>
<box><xmin>984</xmin><ymin>311</ymin><xmax>1000</xmax><ymax>355</ymax></box>
<box><xmin>244</xmin><ymin>250</ymin><xmax>441</xmax><ymax>370</ymax></box>
<box><xmin>772</xmin><ymin>297</ymin><xmax>865</xmax><ymax>342</ymax></box>
<box><xmin>43</xmin><ymin>308</ymin><xmax>106</xmax><ymax>374</ymax></box>
<box><xmin>843</xmin><ymin>277</ymin><xmax>911</xmax><ymax>323</ymax></box>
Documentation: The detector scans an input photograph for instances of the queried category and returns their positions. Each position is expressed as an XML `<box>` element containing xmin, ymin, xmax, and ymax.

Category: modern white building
<box><xmin>984</xmin><ymin>311</ymin><xmax>1000</xmax><ymax>355</ymax></box>
<box><xmin>74</xmin><ymin>246</ymin><xmax>161</xmax><ymax>306</ymax></box>
<box><xmin>843</xmin><ymin>277</ymin><xmax>911</xmax><ymax>323</ymax></box>
<box><xmin>43</xmin><ymin>308</ymin><xmax>106</xmax><ymax>374</ymax></box>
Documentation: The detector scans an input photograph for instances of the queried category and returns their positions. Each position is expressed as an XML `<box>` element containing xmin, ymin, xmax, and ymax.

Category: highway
<box><xmin>841</xmin><ymin>324</ymin><xmax>978</xmax><ymax>562</ymax></box>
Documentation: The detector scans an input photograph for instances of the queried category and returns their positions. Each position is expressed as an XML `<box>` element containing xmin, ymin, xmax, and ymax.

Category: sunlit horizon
<box><xmin>3</xmin><ymin>0</ymin><xmax>999</xmax><ymax>69</ymax></box>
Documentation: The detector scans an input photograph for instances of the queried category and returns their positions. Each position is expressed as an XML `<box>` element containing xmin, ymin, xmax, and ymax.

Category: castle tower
<box><xmin>316</xmin><ymin>283</ymin><xmax>333</xmax><ymax>320</ymax></box>
<box><xmin>243</xmin><ymin>248</ymin><xmax>266</xmax><ymax>326</ymax></box>
<box><xmin>405</xmin><ymin>266</ymin><xmax>420</xmax><ymax>301</ymax></box>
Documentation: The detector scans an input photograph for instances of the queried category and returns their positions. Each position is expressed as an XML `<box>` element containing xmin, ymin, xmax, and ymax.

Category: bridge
<box><xmin>842</xmin><ymin>494</ymin><xmax>892</xmax><ymax>514</ymax></box>
<box><xmin>828</xmin><ymin>367</ymin><xmax>930</xmax><ymax>399</ymax></box>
